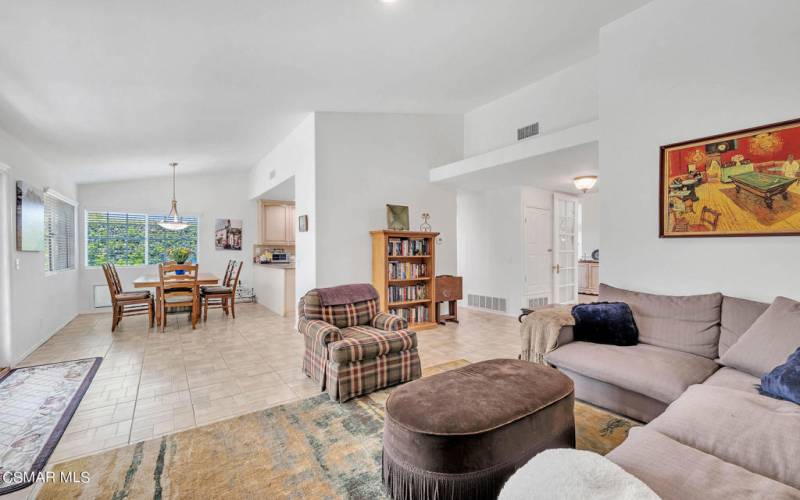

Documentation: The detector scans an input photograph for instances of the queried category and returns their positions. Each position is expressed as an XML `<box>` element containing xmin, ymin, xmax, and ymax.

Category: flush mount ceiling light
<box><xmin>573</xmin><ymin>175</ymin><xmax>598</xmax><ymax>193</ymax></box>
<box><xmin>158</xmin><ymin>162</ymin><xmax>189</xmax><ymax>231</ymax></box>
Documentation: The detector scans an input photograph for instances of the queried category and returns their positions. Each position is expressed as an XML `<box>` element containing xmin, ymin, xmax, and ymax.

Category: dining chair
<box><xmin>102</xmin><ymin>263</ymin><xmax>154</xmax><ymax>331</ymax></box>
<box><xmin>202</xmin><ymin>260</ymin><xmax>243</xmax><ymax>320</ymax></box>
<box><xmin>159</xmin><ymin>262</ymin><xmax>200</xmax><ymax>331</ymax></box>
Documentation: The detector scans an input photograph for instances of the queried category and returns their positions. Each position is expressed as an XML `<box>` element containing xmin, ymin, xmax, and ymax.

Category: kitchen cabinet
<box><xmin>259</xmin><ymin>200</ymin><xmax>295</xmax><ymax>244</ymax></box>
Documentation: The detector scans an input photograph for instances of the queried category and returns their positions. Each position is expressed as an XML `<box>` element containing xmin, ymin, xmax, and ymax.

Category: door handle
<box><xmin>553</xmin><ymin>264</ymin><xmax>560</xmax><ymax>274</ymax></box>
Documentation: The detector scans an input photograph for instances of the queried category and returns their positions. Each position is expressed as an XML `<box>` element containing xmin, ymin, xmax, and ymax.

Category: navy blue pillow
<box><xmin>571</xmin><ymin>302</ymin><xmax>639</xmax><ymax>346</ymax></box>
<box><xmin>759</xmin><ymin>347</ymin><xmax>800</xmax><ymax>405</ymax></box>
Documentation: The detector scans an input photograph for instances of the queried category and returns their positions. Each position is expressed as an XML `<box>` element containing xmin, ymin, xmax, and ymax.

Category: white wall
<box><xmin>249</xmin><ymin>113</ymin><xmax>316</xmax><ymax>305</ymax></box>
<box><xmin>314</xmin><ymin>112</ymin><xmax>463</xmax><ymax>287</ymax></box>
<box><xmin>77</xmin><ymin>172</ymin><xmax>257</xmax><ymax>312</ymax></box>
<box><xmin>463</xmin><ymin>56</ymin><xmax>598</xmax><ymax>157</ymax></box>
<box><xmin>1</xmin><ymin>127</ymin><xmax>79</xmax><ymax>366</ymax></box>
<box><xmin>600</xmin><ymin>0</ymin><xmax>800</xmax><ymax>302</ymax></box>
<box><xmin>580</xmin><ymin>192</ymin><xmax>600</xmax><ymax>258</ymax></box>
<box><xmin>457</xmin><ymin>185</ymin><xmax>554</xmax><ymax>315</ymax></box>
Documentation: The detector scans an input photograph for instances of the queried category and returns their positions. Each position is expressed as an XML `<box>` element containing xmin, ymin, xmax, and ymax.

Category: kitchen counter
<box><xmin>253</xmin><ymin>264</ymin><xmax>296</xmax><ymax>316</ymax></box>
<box><xmin>255</xmin><ymin>262</ymin><xmax>296</xmax><ymax>269</ymax></box>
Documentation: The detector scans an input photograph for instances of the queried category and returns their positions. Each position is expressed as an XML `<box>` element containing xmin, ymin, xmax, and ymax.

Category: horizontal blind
<box><xmin>147</xmin><ymin>215</ymin><xmax>199</xmax><ymax>264</ymax></box>
<box><xmin>44</xmin><ymin>193</ymin><xmax>76</xmax><ymax>272</ymax></box>
<box><xmin>86</xmin><ymin>211</ymin><xmax>147</xmax><ymax>266</ymax></box>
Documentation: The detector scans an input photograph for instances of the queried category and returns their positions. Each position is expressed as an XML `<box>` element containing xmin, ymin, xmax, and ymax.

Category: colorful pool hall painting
<box><xmin>660</xmin><ymin>118</ymin><xmax>800</xmax><ymax>237</ymax></box>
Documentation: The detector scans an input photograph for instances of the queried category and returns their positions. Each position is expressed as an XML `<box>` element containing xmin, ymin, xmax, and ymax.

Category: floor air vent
<box><xmin>527</xmin><ymin>296</ymin><xmax>549</xmax><ymax>308</ymax></box>
<box><xmin>467</xmin><ymin>294</ymin><xmax>507</xmax><ymax>313</ymax></box>
<box><xmin>517</xmin><ymin>122</ymin><xmax>539</xmax><ymax>141</ymax></box>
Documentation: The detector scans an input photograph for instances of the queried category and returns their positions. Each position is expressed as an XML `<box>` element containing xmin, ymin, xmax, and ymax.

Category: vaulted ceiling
<box><xmin>0</xmin><ymin>0</ymin><xmax>648</xmax><ymax>182</ymax></box>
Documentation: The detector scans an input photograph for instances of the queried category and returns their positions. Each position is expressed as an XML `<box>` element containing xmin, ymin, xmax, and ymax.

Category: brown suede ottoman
<box><xmin>382</xmin><ymin>359</ymin><xmax>575</xmax><ymax>500</ymax></box>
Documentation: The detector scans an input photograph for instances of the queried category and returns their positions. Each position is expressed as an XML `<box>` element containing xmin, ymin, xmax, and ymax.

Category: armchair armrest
<box><xmin>371</xmin><ymin>312</ymin><xmax>408</xmax><ymax>331</ymax></box>
<box><xmin>298</xmin><ymin>317</ymin><xmax>342</xmax><ymax>345</ymax></box>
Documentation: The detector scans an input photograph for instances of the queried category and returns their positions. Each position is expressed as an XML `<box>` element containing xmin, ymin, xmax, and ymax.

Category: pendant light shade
<box><xmin>159</xmin><ymin>162</ymin><xmax>189</xmax><ymax>231</ymax></box>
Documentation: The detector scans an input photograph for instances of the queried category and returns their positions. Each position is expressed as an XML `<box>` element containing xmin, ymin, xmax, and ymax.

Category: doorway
<box><xmin>523</xmin><ymin>205</ymin><xmax>553</xmax><ymax>306</ymax></box>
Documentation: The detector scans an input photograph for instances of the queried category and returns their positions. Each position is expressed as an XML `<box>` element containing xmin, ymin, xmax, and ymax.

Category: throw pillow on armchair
<box><xmin>571</xmin><ymin>302</ymin><xmax>639</xmax><ymax>346</ymax></box>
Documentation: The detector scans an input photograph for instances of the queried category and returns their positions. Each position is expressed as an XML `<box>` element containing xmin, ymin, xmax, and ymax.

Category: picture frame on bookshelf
<box><xmin>386</xmin><ymin>204</ymin><xmax>410</xmax><ymax>231</ymax></box>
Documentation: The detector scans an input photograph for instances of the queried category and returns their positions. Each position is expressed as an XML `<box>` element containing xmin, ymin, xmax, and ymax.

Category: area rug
<box><xmin>0</xmin><ymin>358</ymin><xmax>102</xmax><ymax>495</ymax></box>
<box><xmin>38</xmin><ymin>360</ymin><xmax>640</xmax><ymax>499</ymax></box>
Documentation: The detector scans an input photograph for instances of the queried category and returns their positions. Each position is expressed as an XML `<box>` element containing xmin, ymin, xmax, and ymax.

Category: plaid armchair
<box><xmin>298</xmin><ymin>285</ymin><xmax>421</xmax><ymax>402</ymax></box>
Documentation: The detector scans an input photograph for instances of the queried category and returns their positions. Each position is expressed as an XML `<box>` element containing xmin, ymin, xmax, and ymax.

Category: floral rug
<box><xmin>38</xmin><ymin>360</ymin><xmax>640</xmax><ymax>499</ymax></box>
<box><xmin>0</xmin><ymin>358</ymin><xmax>101</xmax><ymax>495</ymax></box>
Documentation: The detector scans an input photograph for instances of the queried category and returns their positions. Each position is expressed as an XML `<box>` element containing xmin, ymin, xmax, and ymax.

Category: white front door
<box><xmin>524</xmin><ymin>206</ymin><xmax>553</xmax><ymax>304</ymax></box>
<box><xmin>553</xmin><ymin>193</ymin><xmax>579</xmax><ymax>304</ymax></box>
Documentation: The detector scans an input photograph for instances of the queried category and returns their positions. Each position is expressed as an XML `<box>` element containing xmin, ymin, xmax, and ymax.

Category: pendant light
<box><xmin>158</xmin><ymin>162</ymin><xmax>189</xmax><ymax>231</ymax></box>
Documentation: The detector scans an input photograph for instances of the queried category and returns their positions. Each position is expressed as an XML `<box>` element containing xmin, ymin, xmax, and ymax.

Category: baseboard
<box><xmin>12</xmin><ymin>313</ymin><xmax>79</xmax><ymax>367</ymax></box>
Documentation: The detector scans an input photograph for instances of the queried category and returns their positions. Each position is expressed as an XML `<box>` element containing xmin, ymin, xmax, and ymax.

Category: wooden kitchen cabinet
<box><xmin>259</xmin><ymin>200</ymin><xmax>296</xmax><ymax>244</ymax></box>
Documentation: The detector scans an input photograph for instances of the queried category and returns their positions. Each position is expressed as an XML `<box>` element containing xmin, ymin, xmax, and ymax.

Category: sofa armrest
<box><xmin>371</xmin><ymin>312</ymin><xmax>408</xmax><ymax>331</ymax></box>
<box><xmin>556</xmin><ymin>325</ymin><xmax>574</xmax><ymax>347</ymax></box>
<box><xmin>298</xmin><ymin>317</ymin><xmax>342</xmax><ymax>345</ymax></box>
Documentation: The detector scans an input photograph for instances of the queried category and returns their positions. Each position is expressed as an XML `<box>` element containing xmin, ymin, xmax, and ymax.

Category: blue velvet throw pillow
<box><xmin>571</xmin><ymin>302</ymin><xmax>639</xmax><ymax>346</ymax></box>
<box><xmin>759</xmin><ymin>347</ymin><xmax>800</xmax><ymax>405</ymax></box>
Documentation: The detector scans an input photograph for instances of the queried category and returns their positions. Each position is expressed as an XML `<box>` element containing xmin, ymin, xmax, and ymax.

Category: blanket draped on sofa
<box><xmin>520</xmin><ymin>306</ymin><xmax>574</xmax><ymax>363</ymax></box>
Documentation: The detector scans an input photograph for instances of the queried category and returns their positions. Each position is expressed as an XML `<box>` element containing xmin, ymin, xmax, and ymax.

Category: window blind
<box><xmin>44</xmin><ymin>193</ymin><xmax>76</xmax><ymax>272</ymax></box>
<box><xmin>85</xmin><ymin>211</ymin><xmax>198</xmax><ymax>267</ymax></box>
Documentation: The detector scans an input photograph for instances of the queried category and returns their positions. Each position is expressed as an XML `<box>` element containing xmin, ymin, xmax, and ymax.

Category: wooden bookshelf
<box><xmin>371</xmin><ymin>230</ymin><xmax>439</xmax><ymax>331</ymax></box>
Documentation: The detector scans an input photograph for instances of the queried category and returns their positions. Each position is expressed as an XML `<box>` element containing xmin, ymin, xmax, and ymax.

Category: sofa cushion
<box><xmin>648</xmin><ymin>384</ymin><xmax>800</xmax><ymax>489</ymax></box>
<box><xmin>329</xmin><ymin>325</ymin><xmax>416</xmax><ymax>363</ymax></box>
<box><xmin>702</xmin><ymin>367</ymin><xmax>759</xmax><ymax>394</ymax></box>
<box><xmin>608</xmin><ymin>427</ymin><xmax>800</xmax><ymax>500</ymax></box>
<box><xmin>545</xmin><ymin>342</ymin><xmax>719</xmax><ymax>404</ymax></box>
<box><xmin>719</xmin><ymin>295</ymin><xmax>769</xmax><ymax>357</ymax></box>
<box><xmin>759</xmin><ymin>347</ymin><xmax>800</xmax><ymax>405</ymax></box>
<box><xmin>599</xmin><ymin>284</ymin><xmax>722</xmax><ymax>358</ymax></box>
<box><xmin>720</xmin><ymin>296</ymin><xmax>800</xmax><ymax>377</ymax></box>
<box><xmin>571</xmin><ymin>302</ymin><xmax>638</xmax><ymax>346</ymax></box>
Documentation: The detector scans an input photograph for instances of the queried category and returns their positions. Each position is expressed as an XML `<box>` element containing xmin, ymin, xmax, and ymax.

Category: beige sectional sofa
<box><xmin>544</xmin><ymin>284</ymin><xmax>800</xmax><ymax>499</ymax></box>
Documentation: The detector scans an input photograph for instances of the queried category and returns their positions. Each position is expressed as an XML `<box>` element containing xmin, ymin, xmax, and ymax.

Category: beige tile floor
<box><xmin>10</xmin><ymin>300</ymin><xmax>595</xmax><ymax>499</ymax></box>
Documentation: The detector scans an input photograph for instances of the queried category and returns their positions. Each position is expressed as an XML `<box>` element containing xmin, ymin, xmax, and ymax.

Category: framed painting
<box><xmin>15</xmin><ymin>181</ymin><xmax>45</xmax><ymax>251</ymax></box>
<box><xmin>660</xmin><ymin>117</ymin><xmax>800</xmax><ymax>237</ymax></box>
<box><xmin>386</xmin><ymin>204</ymin><xmax>410</xmax><ymax>231</ymax></box>
<box><xmin>214</xmin><ymin>218</ymin><xmax>242</xmax><ymax>250</ymax></box>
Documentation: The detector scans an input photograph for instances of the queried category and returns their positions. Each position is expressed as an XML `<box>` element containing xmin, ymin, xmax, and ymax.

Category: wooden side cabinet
<box><xmin>435</xmin><ymin>275</ymin><xmax>462</xmax><ymax>325</ymax></box>
<box><xmin>578</xmin><ymin>260</ymin><xmax>600</xmax><ymax>295</ymax></box>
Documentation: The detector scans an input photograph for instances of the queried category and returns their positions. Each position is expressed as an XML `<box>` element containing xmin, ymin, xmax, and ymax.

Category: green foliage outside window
<box><xmin>86</xmin><ymin>211</ymin><xmax>198</xmax><ymax>267</ymax></box>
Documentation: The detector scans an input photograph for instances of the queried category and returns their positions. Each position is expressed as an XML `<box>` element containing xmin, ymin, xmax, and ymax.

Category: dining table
<box><xmin>133</xmin><ymin>273</ymin><xmax>219</xmax><ymax>325</ymax></box>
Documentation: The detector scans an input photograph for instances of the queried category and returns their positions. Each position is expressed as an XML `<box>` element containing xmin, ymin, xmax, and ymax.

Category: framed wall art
<box><xmin>215</xmin><ymin>218</ymin><xmax>242</xmax><ymax>250</ymax></box>
<box><xmin>660</xmin><ymin>118</ymin><xmax>800</xmax><ymax>237</ymax></box>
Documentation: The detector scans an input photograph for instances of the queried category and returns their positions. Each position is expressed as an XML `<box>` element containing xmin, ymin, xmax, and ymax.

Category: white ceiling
<box><xmin>0</xmin><ymin>0</ymin><xmax>647</xmax><ymax>183</ymax></box>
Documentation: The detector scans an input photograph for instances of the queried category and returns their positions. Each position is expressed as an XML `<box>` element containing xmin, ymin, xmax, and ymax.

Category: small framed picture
<box><xmin>298</xmin><ymin>214</ymin><xmax>308</xmax><ymax>232</ymax></box>
<box><xmin>386</xmin><ymin>204</ymin><xmax>410</xmax><ymax>231</ymax></box>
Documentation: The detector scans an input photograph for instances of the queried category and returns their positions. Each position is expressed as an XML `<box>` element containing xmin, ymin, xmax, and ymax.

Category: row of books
<box><xmin>389</xmin><ymin>306</ymin><xmax>430</xmax><ymax>323</ymax></box>
<box><xmin>387</xmin><ymin>238</ymin><xmax>430</xmax><ymax>257</ymax></box>
<box><xmin>389</xmin><ymin>262</ymin><xmax>428</xmax><ymax>280</ymax></box>
<box><xmin>388</xmin><ymin>284</ymin><xmax>428</xmax><ymax>303</ymax></box>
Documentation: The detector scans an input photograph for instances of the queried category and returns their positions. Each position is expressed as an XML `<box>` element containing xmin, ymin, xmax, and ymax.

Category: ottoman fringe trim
<box><xmin>382</xmin><ymin>448</ymin><xmax>530</xmax><ymax>500</ymax></box>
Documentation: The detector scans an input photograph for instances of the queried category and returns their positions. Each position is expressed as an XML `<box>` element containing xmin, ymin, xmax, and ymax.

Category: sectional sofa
<box><xmin>544</xmin><ymin>284</ymin><xmax>800</xmax><ymax>499</ymax></box>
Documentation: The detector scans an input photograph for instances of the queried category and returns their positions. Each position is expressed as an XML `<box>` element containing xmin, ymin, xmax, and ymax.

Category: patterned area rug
<box><xmin>0</xmin><ymin>358</ymin><xmax>101</xmax><ymax>495</ymax></box>
<box><xmin>38</xmin><ymin>360</ymin><xmax>640</xmax><ymax>499</ymax></box>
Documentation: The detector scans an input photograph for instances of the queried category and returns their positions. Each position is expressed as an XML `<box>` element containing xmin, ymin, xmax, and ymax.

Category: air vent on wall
<box><xmin>517</xmin><ymin>122</ymin><xmax>539</xmax><ymax>141</ymax></box>
<box><xmin>467</xmin><ymin>294</ymin><xmax>507</xmax><ymax>313</ymax></box>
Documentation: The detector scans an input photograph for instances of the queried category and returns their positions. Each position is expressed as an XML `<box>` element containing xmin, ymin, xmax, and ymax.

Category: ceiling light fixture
<box><xmin>158</xmin><ymin>162</ymin><xmax>189</xmax><ymax>231</ymax></box>
<box><xmin>573</xmin><ymin>175</ymin><xmax>598</xmax><ymax>193</ymax></box>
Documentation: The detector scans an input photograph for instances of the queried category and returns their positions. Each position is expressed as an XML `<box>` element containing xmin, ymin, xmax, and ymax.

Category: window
<box><xmin>44</xmin><ymin>192</ymin><xmax>76</xmax><ymax>272</ymax></box>
<box><xmin>85</xmin><ymin>211</ymin><xmax>198</xmax><ymax>267</ymax></box>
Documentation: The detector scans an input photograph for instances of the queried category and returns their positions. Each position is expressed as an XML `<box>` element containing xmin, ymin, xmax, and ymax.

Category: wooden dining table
<box><xmin>133</xmin><ymin>273</ymin><xmax>219</xmax><ymax>325</ymax></box>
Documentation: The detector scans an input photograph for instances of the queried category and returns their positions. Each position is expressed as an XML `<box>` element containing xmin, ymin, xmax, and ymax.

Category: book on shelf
<box><xmin>388</xmin><ymin>305</ymin><xmax>430</xmax><ymax>324</ymax></box>
<box><xmin>387</xmin><ymin>237</ymin><xmax>430</xmax><ymax>257</ymax></box>
<box><xmin>388</xmin><ymin>284</ymin><xmax>428</xmax><ymax>303</ymax></box>
<box><xmin>389</xmin><ymin>261</ymin><xmax>427</xmax><ymax>280</ymax></box>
